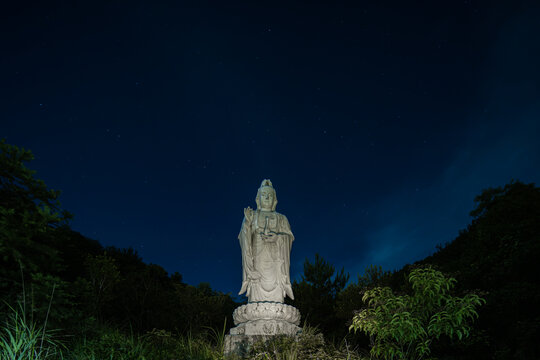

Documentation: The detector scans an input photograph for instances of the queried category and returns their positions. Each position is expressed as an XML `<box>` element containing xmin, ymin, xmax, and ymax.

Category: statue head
<box><xmin>255</xmin><ymin>179</ymin><xmax>278</xmax><ymax>211</ymax></box>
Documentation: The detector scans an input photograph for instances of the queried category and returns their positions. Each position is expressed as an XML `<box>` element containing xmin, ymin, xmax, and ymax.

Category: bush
<box><xmin>248</xmin><ymin>325</ymin><xmax>367</xmax><ymax>360</ymax></box>
<box><xmin>66</xmin><ymin>326</ymin><xmax>150</xmax><ymax>360</ymax></box>
<box><xmin>350</xmin><ymin>266</ymin><xmax>485</xmax><ymax>360</ymax></box>
<box><xmin>67</xmin><ymin>325</ymin><xmax>225</xmax><ymax>360</ymax></box>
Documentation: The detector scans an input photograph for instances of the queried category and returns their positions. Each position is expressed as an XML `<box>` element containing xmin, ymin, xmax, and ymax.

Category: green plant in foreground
<box><xmin>0</xmin><ymin>303</ymin><xmax>64</xmax><ymax>360</ymax></box>
<box><xmin>66</xmin><ymin>326</ymin><xmax>150</xmax><ymax>360</ymax></box>
<box><xmin>204</xmin><ymin>317</ymin><xmax>228</xmax><ymax>359</ymax></box>
<box><xmin>143</xmin><ymin>327</ymin><xmax>221</xmax><ymax>360</ymax></box>
<box><xmin>248</xmin><ymin>324</ymin><xmax>366</xmax><ymax>360</ymax></box>
<box><xmin>66</xmin><ymin>322</ymin><xmax>227</xmax><ymax>360</ymax></box>
<box><xmin>350</xmin><ymin>266</ymin><xmax>485</xmax><ymax>360</ymax></box>
<box><xmin>178</xmin><ymin>333</ymin><xmax>218</xmax><ymax>360</ymax></box>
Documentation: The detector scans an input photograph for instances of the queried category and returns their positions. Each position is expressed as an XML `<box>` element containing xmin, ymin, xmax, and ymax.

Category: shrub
<box><xmin>350</xmin><ymin>266</ymin><xmax>485</xmax><ymax>360</ymax></box>
<box><xmin>248</xmin><ymin>325</ymin><xmax>367</xmax><ymax>360</ymax></box>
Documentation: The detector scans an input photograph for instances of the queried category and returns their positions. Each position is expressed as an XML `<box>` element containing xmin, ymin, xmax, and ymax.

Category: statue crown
<box><xmin>260</xmin><ymin>179</ymin><xmax>273</xmax><ymax>188</ymax></box>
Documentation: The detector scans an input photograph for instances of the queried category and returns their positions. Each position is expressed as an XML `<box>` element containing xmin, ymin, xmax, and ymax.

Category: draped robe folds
<box><xmin>238</xmin><ymin>210</ymin><xmax>295</xmax><ymax>303</ymax></box>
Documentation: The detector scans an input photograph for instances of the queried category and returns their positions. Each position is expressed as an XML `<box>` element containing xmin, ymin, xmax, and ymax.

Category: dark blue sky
<box><xmin>2</xmin><ymin>1</ymin><xmax>539</xmax><ymax>296</ymax></box>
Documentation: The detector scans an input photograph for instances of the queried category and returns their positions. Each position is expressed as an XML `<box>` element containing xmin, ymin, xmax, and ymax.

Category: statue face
<box><xmin>259</xmin><ymin>187</ymin><xmax>274</xmax><ymax>211</ymax></box>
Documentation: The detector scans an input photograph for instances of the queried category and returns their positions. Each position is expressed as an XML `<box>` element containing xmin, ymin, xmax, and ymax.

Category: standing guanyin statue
<box><xmin>238</xmin><ymin>179</ymin><xmax>295</xmax><ymax>303</ymax></box>
<box><xmin>225</xmin><ymin>179</ymin><xmax>301</xmax><ymax>356</ymax></box>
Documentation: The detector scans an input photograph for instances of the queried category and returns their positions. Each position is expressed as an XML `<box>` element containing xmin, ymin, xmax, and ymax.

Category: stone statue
<box><xmin>225</xmin><ymin>179</ymin><xmax>301</xmax><ymax>354</ymax></box>
<box><xmin>238</xmin><ymin>179</ymin><xmax>295</xmax><ymax>303</ymax></box>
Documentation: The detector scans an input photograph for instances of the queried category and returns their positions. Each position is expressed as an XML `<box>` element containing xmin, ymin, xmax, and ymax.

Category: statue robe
<box><xmin>238</xmin><ymin>210</ymin><xmax>295</xmax><ymax>303</ymax></box>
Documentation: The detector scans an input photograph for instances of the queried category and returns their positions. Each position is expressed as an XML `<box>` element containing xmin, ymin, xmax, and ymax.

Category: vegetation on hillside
<box><xmin>1</xmin><ymin>139</ymin><xmax>538</xmax><ymax>359</ymax></box>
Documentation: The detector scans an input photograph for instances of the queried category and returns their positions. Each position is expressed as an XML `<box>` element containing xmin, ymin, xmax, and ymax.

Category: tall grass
<box><xmin>0</xmin><ymin>311</ymin><xmax>369</xmax><ymax>360</ymax></box>
<box><xmin>205</xmin><ymin>318</ymin><xmax>228</xmax><ymax>357</ymax></box>
<box><xmin>247</xmin><ymin>324</ymin><xmax>369</xmax><ymax>360</ymax></box>
<box><xmin>66</xmin><ymin>323</ymin><xmax>226</xmax><ymax>360</ymax></box>
<box><xmin>2</xmin><ymin>287</ymin><xmax>367</xmax><ymax>360</ymax></box>
<box><xmin>0</xmin><ymin>306</ymin><xmax>225</xmax><ymax>360</ymax></box>
<box><xmin>0</xmin><ymin>303</ymin><xmax>64</xmax><ymax>360</ymax></box>
<box><xmin>66</xmin><ymin>326</ymin><xmax>150</xmax><ymax>360</ymax></box>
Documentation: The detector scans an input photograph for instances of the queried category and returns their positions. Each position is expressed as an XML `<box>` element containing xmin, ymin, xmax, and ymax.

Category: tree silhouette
<box><xmin>291</xmin><ymin>253</ymin><xmax>349</xmax><ymax>338</ymax></box>
<box><xmin>421</xmin><ymin>181</ymin><xmax>540</xmax><ymax>358</ymax></box>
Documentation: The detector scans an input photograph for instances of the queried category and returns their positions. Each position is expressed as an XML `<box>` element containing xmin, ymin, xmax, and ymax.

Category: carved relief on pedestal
<box><xmin>233</xmin><ymin>302</ymin><xmax>301</xmax><ymax>326</ymax></box>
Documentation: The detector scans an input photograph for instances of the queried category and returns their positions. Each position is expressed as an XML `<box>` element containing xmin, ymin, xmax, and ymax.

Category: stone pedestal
<box><xmin>224</xmin><ymin>302</ymin><xmax>301</xmax><ymax>358</ymax></box>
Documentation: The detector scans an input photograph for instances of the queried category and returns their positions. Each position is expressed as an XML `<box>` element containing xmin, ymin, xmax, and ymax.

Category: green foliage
<box><xmin>204</xmin><ymin>317</ymin><xmax>228</xmax><ymax>356</ymax></box>
<box><xmin>336</xmin><ymin>265</ymin><xmax>392</xmax><ymax>326</ymax></box>
<box><xmin>67</xmin><ymin>325</ymin><xmax>225</xmax><ymax>360</ymax></box>
<box><xmin>173</xmin><ymin>282</ymin><xmax>236</xmax><ymax>336</ymax></box>
<box><xmin>79</xmin><ymin>246</ymin><xmax>237</xmax><ymax>336</ymax></box>
<box><xmin>84</xmin><ymin>254</ymin><xmax>120</xmax><ymax>320</ymax></box>
<box><xmin>350</xmin><ymin>267</ymin><xmax>485</xmax><ymax>360</ymax></box>
<box><xmin>0</xmin><ymin>139</ymin><xmax>69</xmax><ymax>229</ymax></box>
<box><xmin>291</xmin><ymin>254</ymin><xmax>349</xmax><ymax>338</ymax></box>
<box><xmin>0</xmin><ymin>140</ymin><xmax>89</xmax><ymax>332</ymax></box>
<box><xmin>25</xmin><ymin>273</ymin><xmax>77</xmax><ymax>330</ymax></box>
<box><xmin>0</xmin><ymin>304</ymin><xmax>225</xmax><ymax>360</ymax></box>
<box><xmin>0</xmin><ymin>303</ymin><xmax>65</xmax><ymax>360</ymax></box>
<box><xmin>0</xmin><ymin>139</ymin><xmax>239</xmax><ymax>356</ymax></box>
<box><xmin>0</xmin><ymin>140</ymin><xmax>71</xmax><ymax>308</ymax></box>
<box><xmin>67</xmin><ymin>326</ymin><xmax>150</xmax><ymax>360</ymax></box>
<box><xmin>302</xmin><ymin>254</ymin><xmax>349</xmax><ymax>298</ymax></box>
<box><xmin>173</xmin><ymin>332</ymin><xmax>222</xmax><ymax>360</ymax></box>
<box><xmin>248</xmin><ymin>324</ymin><xmax>367</xmax><ymax>360</ymax></box>
<box><xmin>50</xmin><ymin>227</ymin><xmax>103</xmax><ymax>282</ymax></box>
<box><xmin>422</xmin><ymin>181</ymin><xmax>540</xmax><ymax>358</ymax></box>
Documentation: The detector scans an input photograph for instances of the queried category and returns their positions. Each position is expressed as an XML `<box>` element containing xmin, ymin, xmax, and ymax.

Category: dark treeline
<box><xmin>288</xmin><ymin>181</ymin><xmax>540</xmax><ymax>359</ymax></box>
<box><xmin>419</xmin><ymin>181</ymin><xmax>540</xmax><ymax>359</ymax></box>
<box><xmin>1</xmin><ymin>138</ymin><xmax>539</xmax><ymax>359</ymax></box>
<box><xmin>0</xmin><ymin>139</ymin><xmax>237</xmax><ymax>340</ymax></box>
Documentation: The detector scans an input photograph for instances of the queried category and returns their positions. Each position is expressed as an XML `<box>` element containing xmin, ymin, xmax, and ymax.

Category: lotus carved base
<box><xmin>224</xmin><ymin>302</ymin><xmax>302</xmax><ymax>356</ymax></box>
<box><xmin>233</xmin><ymin>302</ymin><xmax>300</xmax><ymax>326</ymax></box>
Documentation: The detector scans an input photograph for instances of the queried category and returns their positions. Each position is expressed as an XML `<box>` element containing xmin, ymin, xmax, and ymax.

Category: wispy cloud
<box><xmin>345</xmin><ymin>108</ymin><xmax>539</xmax><ymax>278</ymax></box>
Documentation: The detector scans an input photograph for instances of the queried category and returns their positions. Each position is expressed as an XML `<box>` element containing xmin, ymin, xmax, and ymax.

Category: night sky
<box><xmin>2</xmin><ymin>1</ymin><xmax>539</xmax><ymax>297</ymax></box>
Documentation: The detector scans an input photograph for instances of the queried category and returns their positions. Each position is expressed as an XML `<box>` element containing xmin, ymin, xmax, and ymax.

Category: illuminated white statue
<box><xmin>238</xmin><ymin>179</ymin><xmax>295</xmax><ymax>303</ymax></box>
<box><xmin>225</xmin><ymin>179</ymin><xmax>300</xmax><ymax>350</ymax></box>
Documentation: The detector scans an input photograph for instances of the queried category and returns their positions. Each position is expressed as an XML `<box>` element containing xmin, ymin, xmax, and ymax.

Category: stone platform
<box><xmin>224</xmin><ymin>302</ymin><xmax>301</xmax><ymax>357</ymax></box>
